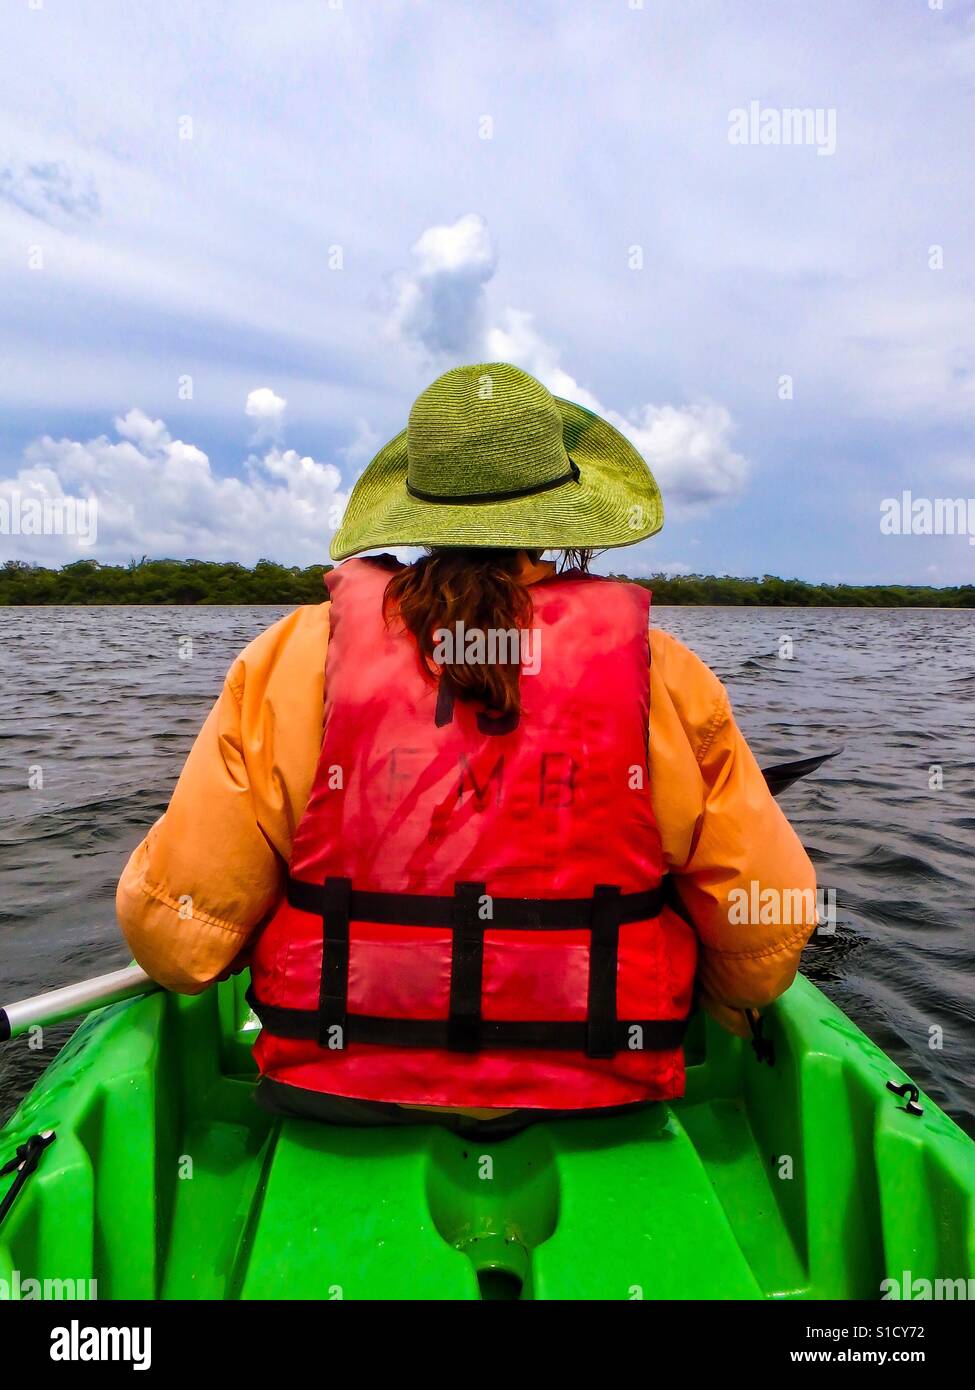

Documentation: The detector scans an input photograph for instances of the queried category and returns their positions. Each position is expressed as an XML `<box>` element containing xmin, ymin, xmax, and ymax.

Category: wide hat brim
<box><xmin>330</xmin><ymin>396</ymin><xmax>663</xmax><ymax>561</ymax></box>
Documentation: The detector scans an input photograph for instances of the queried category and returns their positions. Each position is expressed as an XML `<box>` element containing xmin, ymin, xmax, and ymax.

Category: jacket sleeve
<box><xmin>649</xmin><ymin>629</ymin><xmax>818</xmax><ymax>1036</ymax></box>
<box><xmin>116</xmin><ymin>603</ymin><xmax>330</xmax><ymax>993</ymax></box>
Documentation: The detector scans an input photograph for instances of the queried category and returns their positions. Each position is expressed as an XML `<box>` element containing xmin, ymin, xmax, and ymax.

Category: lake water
<box><xmin>1</xmin><ymin>604</ymin><xmax>972</xmax><ymax>1131</ymax></box>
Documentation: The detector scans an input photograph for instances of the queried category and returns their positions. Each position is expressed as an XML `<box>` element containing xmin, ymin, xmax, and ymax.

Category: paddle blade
<box><xmin>762</xmin><ymin>749</ymin><xmax>842</xmax><ymax>797</ymax></box>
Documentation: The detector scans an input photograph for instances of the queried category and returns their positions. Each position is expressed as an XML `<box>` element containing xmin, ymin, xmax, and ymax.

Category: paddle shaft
<box><xmin>0</xmin><ymin>749</ymin><xmax>840</xmax><ymax>1040</ymax></box>
<box><xmin>0</xmin><ymin>964</ymin><xmax>159</xmax><ymax>1042</ymax></box>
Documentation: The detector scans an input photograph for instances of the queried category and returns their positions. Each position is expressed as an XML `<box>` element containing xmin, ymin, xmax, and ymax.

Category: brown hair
<box><xmin>383</xmin><ymin>547</ymin><xmax>592</xmax><ymax>718</ymax></box>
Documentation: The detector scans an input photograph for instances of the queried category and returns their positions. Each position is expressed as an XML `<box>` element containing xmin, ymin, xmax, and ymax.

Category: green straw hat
<box><xmin>330</xmin><ymin>362</ymin><xmax>663</xmax><ymax>560</ymax></box>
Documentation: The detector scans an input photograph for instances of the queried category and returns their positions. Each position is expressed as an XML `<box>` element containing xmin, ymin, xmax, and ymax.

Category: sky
<box><xmin>1</xmin><ymin>0</ymin><xmax>974</xmax><ymax>584</ymax></box>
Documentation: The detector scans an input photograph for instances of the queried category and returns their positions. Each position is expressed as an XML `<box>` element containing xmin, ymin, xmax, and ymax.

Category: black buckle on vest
<box><xmin>586</xmin><ymin>885</ymin><xmax>622</xmax><ymax>1059</ymax></box>
<box><xmin>447</xmin><ymin>881</ymin><xmax>486</xmax><ymax>1053</ymax></box>
<box><xmin>317</xmin><ymin>876</ymin><xmax>352</xmax><ymax>1048</ymax></box>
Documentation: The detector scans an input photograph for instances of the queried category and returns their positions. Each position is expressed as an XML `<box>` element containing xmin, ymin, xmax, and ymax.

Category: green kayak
<box><xmin>0</xmin><ymin>971</ymin><xmax>972</xmax><ymax>1300</ymax></box>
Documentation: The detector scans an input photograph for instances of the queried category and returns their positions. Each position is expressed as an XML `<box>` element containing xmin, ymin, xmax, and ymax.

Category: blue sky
<box><xmin>1</xmin><ymin>0</ymin><xmax>974</xmax><ymax>583</ymax></box>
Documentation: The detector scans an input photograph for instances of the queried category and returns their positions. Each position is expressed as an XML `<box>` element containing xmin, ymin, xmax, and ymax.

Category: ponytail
<box><xmin>383</xmin><ymin>548</ymin><xmax>590</xmax><ymax>719</ymax></box>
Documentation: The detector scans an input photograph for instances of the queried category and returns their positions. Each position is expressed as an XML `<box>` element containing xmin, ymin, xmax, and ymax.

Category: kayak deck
<box><xmin>1</xmin><ymin>973</ymin><xmax>972</xmax><ymax>1299</ymax></box>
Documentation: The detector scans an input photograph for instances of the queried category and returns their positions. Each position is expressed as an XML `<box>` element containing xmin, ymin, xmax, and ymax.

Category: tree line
<box><xmin>0</xmin><ymin>558</ymin><xmax>328</xmax><ymax>605</ymax></box>
<box><xmin>625</xmin><ymin>573</ymin><xmax>975</xmax><ymax>607</ymax></box>
<box><xmin>1</xmin><ymin>558</ymin><xmax>973</xmax><ymax>607</ymax></box>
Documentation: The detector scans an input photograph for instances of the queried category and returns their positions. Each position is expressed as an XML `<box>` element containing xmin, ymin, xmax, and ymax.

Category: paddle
<box><xmin>0</xmin><ymin>964</ymin><xmax>159</xmax><ymax>1043</ymax></box>
<box><xmin>0</xmin><ymin>748</ymin><xmax>842</xmax><ymax>1042</ymax></box>
<box><xmin>761</xmin><ymin>748</ymin><xmax>841</xmax><ymax>796</ymax></box>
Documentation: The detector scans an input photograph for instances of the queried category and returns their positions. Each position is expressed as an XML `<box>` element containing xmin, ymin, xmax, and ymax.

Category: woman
<box><xmin>117</xmin><ymin>362</ymin><xmax>816</xmax><ymax>1134</ymax></box>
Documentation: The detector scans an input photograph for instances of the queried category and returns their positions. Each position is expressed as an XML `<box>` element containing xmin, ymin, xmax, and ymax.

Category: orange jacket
<box><xmin>116</xmin><ymin>562</ymin><xmax>817</xmax><ymax>1038</ymax></box>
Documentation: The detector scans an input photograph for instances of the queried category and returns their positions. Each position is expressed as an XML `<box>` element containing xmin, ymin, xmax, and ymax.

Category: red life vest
<box><xmin>249</xmin><ymin>557</ymin><xmax>697</xmax><ymax>1110</ymax></box>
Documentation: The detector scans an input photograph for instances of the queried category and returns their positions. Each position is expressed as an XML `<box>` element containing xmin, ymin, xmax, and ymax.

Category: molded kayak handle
<box><xmin>886</xmin><ymin>1080</ymin><xmax>924</xmax><ymax>1116</ymax></box>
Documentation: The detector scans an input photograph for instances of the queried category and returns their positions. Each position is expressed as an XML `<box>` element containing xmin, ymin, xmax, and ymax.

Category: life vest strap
<box><xmin>317</xmin><ymin>876</ymin><xmax>352</xmax><ymax>1047</ymax></box>
<box><xmin>447</xmin><ymin>881</ymin><xmax>486</xmax><ymax>1054</ymax></box>
<box><xmin>286</xmin><ymin>875</ymin><xmax>667</xmax><ymax>930</ymax></box>
<box><xmin>587</xmin><ymin>885</ymin><xmax>622</xmax><ymax>1059</ymax></box>
<box><xmin>290</xmin><ymin>873</ymin><xmax>673</xmax><ymax>1059</ymax></box>
<box><xmin>246</xmin><ymin>989</ymin><xmax>688</xmax><ymax>1053</ymax></box>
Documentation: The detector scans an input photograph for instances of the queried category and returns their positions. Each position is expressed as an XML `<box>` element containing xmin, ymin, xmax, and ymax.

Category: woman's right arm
<box><xmin>116</xmin><ymin>603</ymin><xmax>330</xmax><ymax>992</ymax></box>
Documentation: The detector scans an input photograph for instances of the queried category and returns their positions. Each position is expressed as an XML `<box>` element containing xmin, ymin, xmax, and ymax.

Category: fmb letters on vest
<box><xmin>249</xmin><ymin>558</ymin><xmax>697</xmax><ymax>1110</ymax></box>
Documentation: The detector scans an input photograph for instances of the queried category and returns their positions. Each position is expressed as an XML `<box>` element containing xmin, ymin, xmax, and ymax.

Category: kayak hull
<box><xmin>1</xmin><ymin>973</ymin><xmax>972</xmax><ymax>1300</ymax></box>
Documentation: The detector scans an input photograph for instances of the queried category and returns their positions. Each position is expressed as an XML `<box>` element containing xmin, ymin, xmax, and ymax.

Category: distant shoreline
<box><xmin>2</xmin><ymin>559</ymin><xmax>973</xmax><ymax>608</ymax></box>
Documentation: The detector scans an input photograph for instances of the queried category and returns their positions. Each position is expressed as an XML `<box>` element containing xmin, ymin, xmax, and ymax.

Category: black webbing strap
<box><xmin>434</xmin><ymin>680</ymin><xmax>455</xmax><ymax>728</ymax></box>
<box><xmin>287</xmin><ymin>875</ymin><xmax>665</xmax><ymax>931</ymax></box>
<box><xmin>586</xmin><ymin>885</ymin><xmax>622</xmax><ymax>1058</ymax></box>
<box><xmin>271</xmin><ymin>873</ymin><xmax>682</xmax><ymax>1059</ymax></box>
<box><xmin>0</xmin><ymin>1130</ymin><xmax>56</xmax><ymax>1228</ymax></box>
<box><xmin>247</xmin><ymin>990</ymin><xmax>688</xmax><ymax>1052</ymax></box>
<box><xmin>447</xmin><ymin>881</ymin><xmax>486</xmax><ymax>1053</ymax></box>
<box><xmin>317</xmin><ymin>876</ymin><xmax>352</xmax><ymax>1048</ymax></box>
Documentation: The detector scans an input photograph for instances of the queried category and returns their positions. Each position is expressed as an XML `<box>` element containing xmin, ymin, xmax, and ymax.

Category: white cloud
<box><xmin>245</xmin><ymin>386</ymin><xmax>287</xmax><ymax>438</ymax></box>
<box><xmin>114</xmin><ymin>409</ymin><xmax>173</xmax><ymax>451</ymax></box>
<box><xmin>615</xmin><ymin>403</ymin><xmax>748</xmax><ymax>510</ymax></box>
<box><xmin>486</xmin><ymin>304</ymin><xmax>749</xmax><ymax>513</ymax></box>
<box><xmin>485</xmin><ymin>310</ymin><xmax>604</xmax><ymax>414</ymax></box>
<box><xmin>411</xmin><ymin>215</ymin><xmax>496</xmax><ymax>277</ymax></box>
<box><xmin>388</xmin><ymin>213</ymin><xmax>496</xmax><ymax>357</ymax></box>
<box><xmin>2</xmin><ymin>409</ymin><xmax>347</xmax><ymax>566</ymax></box>
<box><xmin>388</xmin><ymin>220</ymin><xmax>750</xmax><ymax>513</ymax></box>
